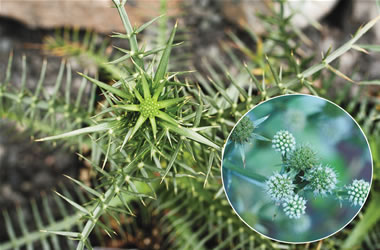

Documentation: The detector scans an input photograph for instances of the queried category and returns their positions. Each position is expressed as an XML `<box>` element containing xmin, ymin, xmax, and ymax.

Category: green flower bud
<box><xmin>347</xmin><ymin>179</ymin><xmax>370</xmax><ymax>206</ymax></box>
<box><xmin>272</xmin><ymin>130</ymin><xmax>296</xmax><ymax>155</ymax></box>
<box><xmin>285</xmin><ymin>145</ymin><xmax>318</xmax><ymax>171</ymax></box>
<box><xmin>230</xmin><ymin>116</ymin><xmax>254</xmax><ymax>144</ymax></box>
<box><xmin>282</xmin><ymin>194</ymin><xmax>307</xmax><ymax>219</ymax></box>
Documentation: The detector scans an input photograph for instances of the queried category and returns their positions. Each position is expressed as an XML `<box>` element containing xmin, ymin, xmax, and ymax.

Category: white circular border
<box><xmin>220</xmin><ymin>93</ymin><xmax>374</xmax><ymax>244</ymax></box>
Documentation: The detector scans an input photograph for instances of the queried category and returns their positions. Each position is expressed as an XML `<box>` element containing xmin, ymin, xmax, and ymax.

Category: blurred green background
<box><xmin>222</xmin><ymin>94</ymin><xmax>372</xmax><ymax>242</ymax></box>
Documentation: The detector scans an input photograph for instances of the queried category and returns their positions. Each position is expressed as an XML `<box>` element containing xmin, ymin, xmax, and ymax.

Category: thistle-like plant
<box><xmin>31</xmin><ymin>0</ymin><xmax>220</xmax><ymax>248</ymax></box>
<box><xmin>37</xmin><ymin>21</ymin><xmax>218</xmax><ymax>149</ymax></box>
<box><xmin>266</xmin><ymin>172</ymin><xmax>295</xmax><ymax>203</ymax></box>
<box><xmin>264</xmin><ymin>130</ymin><xmax>366</xmax><ymax>220</ymax></box>
<box><xmin>304</xmin><ymin>164</ymin><xmax>338</xmax><ymax>196</ymax></box>
<box><xmin>228</xmin><ymin>115</ymin><xmax>270</xmax><ymax>167</ymax></box>
<box><xmin>272</xmin><ymin>130</ymin><xmax>296</xmax><ymax>155</ymax></box>
<box><xmin>346</xmin><ymin>179</ymin><xmax>370</xmax><ymax>206</ymax></box>
<box><xmin>282</xmin><ymin>194</ymin><xmax>307</xmax><ymax>219</ymax></box>
<box><xmin>285</xmin><ymin>144</ymin><xmax>318</xmax><ymax>171</ymax></box>
<box><xmin>230</xmin><ymin>116</ymin><xmax>255</xmax><ymax>144</ymax></box>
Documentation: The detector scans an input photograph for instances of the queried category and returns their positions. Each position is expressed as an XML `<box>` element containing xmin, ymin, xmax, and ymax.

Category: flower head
<box><xmin>230</xmin><ymin>116</ymin><xmax>254</xmax><ymax>144</ymax></box>
<box><xmin>304</xmin><ymin>165</ymin><xmax>337</xmax><ymax>196</ymax></box>
<box><xmin>266</xmin><ymin>172</ymin><xmax>295</xmax><ymax>202</ymax></box>
<box><xmin>282</xmin><ymin>194</ymin><xmax>307</xmax><ymax>219</ymax></box>
<box><xmin>347</xmin><ymin>179</ymin><xmax>370</xmax><ymax>206</ymax></box>
<box><xmin>285</xmin><ymin>145</ymin><xmax>318</xmax><ymax>171</ymax></box>
<box><xmin>272</xmin><ymin>130</ymin><xmax>296</xmax><ymax>155</ymax></box>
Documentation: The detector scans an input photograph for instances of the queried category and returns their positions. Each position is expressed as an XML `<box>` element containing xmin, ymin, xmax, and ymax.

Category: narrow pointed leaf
<box><xmin>149</xmin><ymin>117</ymin><xmax>157</xmax><ymax>139</ymax></box>
<box><xmin>359</xmin><ymin>80</ymin><xmax>380</xmax><ymax>85</ymax></box>
<box><xmin>140</xmin><ymin>72</ymin><xmax>151</xmax><ymax>99</ymax></box>
<box><xmin>161</xmin><ymin>139</ymin><xmax>183</xmax><ymax>182</ymax></box>
<box><xmin>36</xmin><ymin>123</ymin><xmax>111</xmax><ymax>141</ymax></box>
<box><xmin>265</xmin><ymin>55</ymin><xmax>281</xmax><ymax>85</ymax></box>
<box><xmin>129</xmin><ymin>115</ymin><xmax>147</xmax><ymax>141</ymax></box>
<box><xmin>204</xmin><ymin>150</ymin><xmax>215</xmax><ymax>187</ymax></box>
<box><xmin>63</xmin><ymin>175</ymin><xmax>102</xmax><ymax>198</ymax></box>
<box><xmin>143</xmin><ymin>42</ymin><xmax>183</xmax><ymax>57</ymax></box>
<box><xmin>160</xmin><ymin>121</ymin><xmax>219</xmax><ymax>149</ymax></box>
<box><xmin>115</xmin><ymin>104</ymin><xmax>140</xmax><ymax>111</ymax></box>
<box><xmin>191</xmin><ymin>126</ymin><xmax>219</xmax><ymax>132</ymax></box>
<box><xmin>84</xmin><ymin>239</ymin><xmax>93</xmax><ymax>250</ymax></box>
<box><xmin>120</xmin><ymin>129</ymin><xmax>133</xmax><ymax>151</ymax></box>
<box><xmin>252</xmin><ymin>115</ymin><xmax>269</xmax><ymax>127</ymax></box>
<box><xmin>226</xmin><ymin>73</ymin><xmax>248</xmax><ymax>99</ymax></box>
<box><xmin>326</xmin><ymin>64</ymin><xmax>355</xmax><ymax>83</ymax></box>
<box><xmin>54</xmin><ymin>192</ymin><xmax>90</xmax><ymax>215</ymax></box>
<box><xmin>4</xmin><ymin>51</ymin><xmax>13</xmax><ymax>84</ymax></box>
<box><xmin>40</xmin><ymin>230</ymin><xmax>80</xmax><ymax>238</ymax></box>
<box><xmin>135</xmin><ymin>15</ymin><xmax>164</xmax><ymax>34</ymax></box>
<box><xmin>77</xmin><ymin>153</ymin><xmax>111</xmax><ymax>178</ymax></box>
<box><xmin>156</xmin><ymin>110</ymin><xmax>178</xmax><ymax>125</ymax></box>
<box><xmin>78</xmin><ymin>73</ymin><xmax>129</xmax><ymax>99</ymax></box>
<box><xmin>152</xmin><ymin>79</ymin><xmax>167</xmax><ymax>100</ymax></box>
<box><xmin>244</xmin><ymin>63</ymin><xmax>262</xmax><ymax>91</ymax></box>
<box><xmin>134</xmin><ymin>87</ymin><xmax>144</xmax><ymax>103</ymax></box>
<box><xmin>153</xmin><ymin>22</ymin><xmax>177</xmax><ymax>85</ymax></box>
<box><xmin>157</xmin><ymin>97</ymin><xmax>187</xmax><ymax>109</ymax></box>
<box><xmin>108</xmin><ymin>52</ymin><xmax>132</xmax><ymax>64</ymax></box>
<box><xmin>252</xmin><ymin>133</ymin><xmax>271</xmax><ymax>142</ymax></box>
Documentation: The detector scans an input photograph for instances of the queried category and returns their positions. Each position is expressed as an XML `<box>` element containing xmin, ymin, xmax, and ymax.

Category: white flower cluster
<box><xmin>272</xmin><ymin>130</ymin><xmax>296</xmax><ymax>155</ymax></box>
<box><xmin>282</xmin><ymin>194</ymin><xmax>307</xmax><ymax>219</ymax></box>
<box><xmin>347</xmin><ymin>179</ymin><xmax>370</xmax><ymax>206</ymax></box>
<box><xmin>266</xmin><ymin>172</ymin><xmax>295</xmax><ymax>203</ymax></box>
<box><xmin>305</xmin><ymin>165</ymin><xmax>337</xmax><ymax>196</ymax></box>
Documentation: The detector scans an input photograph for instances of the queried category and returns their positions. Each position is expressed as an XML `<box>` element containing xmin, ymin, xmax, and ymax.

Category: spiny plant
<box><xmin>228</xmin><ymin>128</ymin><xmax>369</xmax><ymax>220</ymax></box>
<box><xmin>0</xmin><ymin>54</ymin><xmax>97</xmax><ymax>153</ymax></box>
<box><xmin>228</xmin><ymin>115</ymin><xmax>270</xmax><ymax>167</ymax></box>
<box><xmin>1</xmin><ymin>0</ymin><xmax>380</xmax><ymax>249</ymax></box>
<box><xmin>202</xmin><ymin>0</ymin><xmax>380</xmax><ymax>245</ymax></box>
<box><xmin>284</xmin><ymin>144</ymin><xmax>317</xmax><ymax>171</ymax></box>
<box><xmin>34</xmin><ymin>0</ymin><xmax>218</xmax><ymax>248</ymax></box>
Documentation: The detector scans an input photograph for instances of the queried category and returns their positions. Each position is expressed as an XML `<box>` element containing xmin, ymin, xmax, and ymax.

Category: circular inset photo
<box><xmin>221</xmin><ymin>94</ymin><xmax>372</xmax><ymax>243</ymax></box>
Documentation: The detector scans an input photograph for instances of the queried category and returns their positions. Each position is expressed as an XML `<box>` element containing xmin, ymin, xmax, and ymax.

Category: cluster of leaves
<box><xmin>0</xmin><ymin>0</ymin><xmax>380</xmax><ymax>249</ymax></box>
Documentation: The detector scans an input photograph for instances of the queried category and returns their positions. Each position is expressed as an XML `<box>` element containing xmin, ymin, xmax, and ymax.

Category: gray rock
<box><xmin>0</xmin><ymin>0</ymin><xmax>181</xmax><ymax>34</ymax></box>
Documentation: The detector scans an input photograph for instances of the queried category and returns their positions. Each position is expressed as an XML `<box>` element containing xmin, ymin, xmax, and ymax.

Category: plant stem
<box><xmin>112</xmin><ymin>0</ymin><xmax>144</xmax><ymax>68</ymax></box>
<box><xmin>77</xmin><ymin>145</ymin><xmax>149</xmax><ymax>249</ymax></box>
<box><xmin>223</xmin><ymin>161</ymin><xmax>268</xmax><ymax>184</ymax></box>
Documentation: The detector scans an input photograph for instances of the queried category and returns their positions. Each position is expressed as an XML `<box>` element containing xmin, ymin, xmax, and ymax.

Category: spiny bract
<box><xmin>304</xmin><ymin>165</ymin><xmax>337</xmax><ymax>196</ymax></box>
<box><xmin>272</xmin><ymin>130</ymin><xmax>296</xmax><ymax>155</ymax></box>
<box><xmin>347</xmin><ymin>179</ymin><xmax>370</xmax><ymax>206</ymax></box>
<box><xmin>230</xmin><ymin>116</ymin><xmax>254</xmax><ymax>144</ymax></box>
